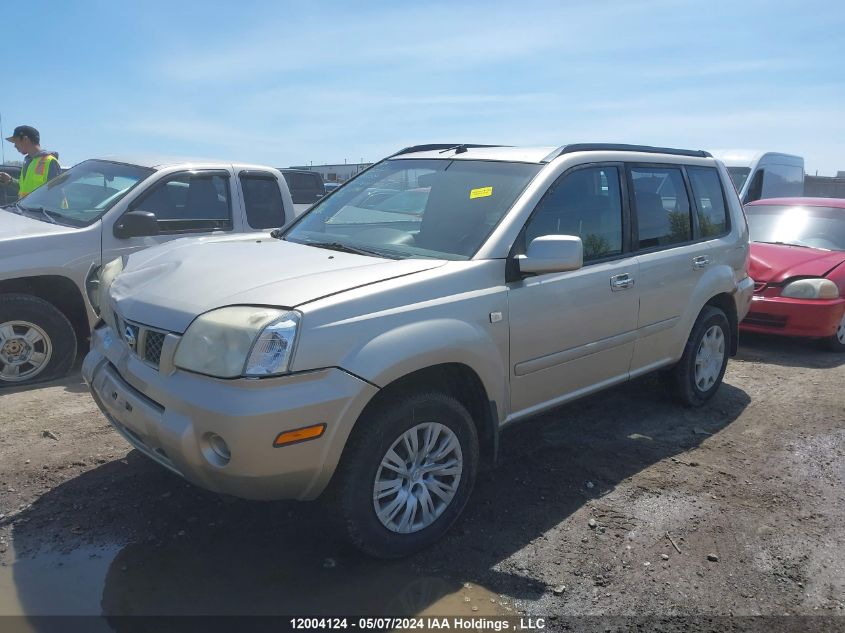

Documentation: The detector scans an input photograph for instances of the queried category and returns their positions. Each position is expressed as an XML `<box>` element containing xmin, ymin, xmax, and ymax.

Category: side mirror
<box><xmin>517</xmin><ymin>235</ymin><xmax>583</xmax><ymax>275</ymax></box>
<box><xmin>114</xmin><ymin>210</ymin><xmax>159</xmax><ymax>239</ymax></box>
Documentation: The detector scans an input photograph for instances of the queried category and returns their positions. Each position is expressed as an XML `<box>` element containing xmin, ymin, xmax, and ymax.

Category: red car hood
<box><xmin>749</xmin><ymin>242</ymin><xmax>845</xmax><ymax>283</ymax></box>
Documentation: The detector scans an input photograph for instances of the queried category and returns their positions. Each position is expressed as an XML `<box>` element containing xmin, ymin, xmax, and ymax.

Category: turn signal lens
<box><xmin>273</xmin><ymin>424</ymin><xmax>326</xmax><ymax>448</ymax></box>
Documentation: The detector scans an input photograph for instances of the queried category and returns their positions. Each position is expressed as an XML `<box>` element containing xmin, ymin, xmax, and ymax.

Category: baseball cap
<box><xmin>5</xmin><ymin>125</ymin><xmax>40</xmax><ymax>144</ymax></box>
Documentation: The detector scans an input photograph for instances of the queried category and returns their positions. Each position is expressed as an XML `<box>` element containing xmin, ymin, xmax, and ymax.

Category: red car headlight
<box><xmin>781</xmin><ymin>278</ymin><xmax>839</xmax><ymax>299</ymax></box>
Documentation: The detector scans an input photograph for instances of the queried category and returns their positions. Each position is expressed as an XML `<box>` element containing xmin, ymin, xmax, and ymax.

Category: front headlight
<box><xmin>98</xmin><ymin>257</ymin><xmax>125</xmax><ymax>328</ymax></box>
<box><xmin>174</xmin><ymin>306</ymin><xmax>300</xmax><ymax>378</ymax></box>
<box><xmin>781</xmin><ymin>278</ymin><xmax>839</xmax><ymax>299</ymax></box>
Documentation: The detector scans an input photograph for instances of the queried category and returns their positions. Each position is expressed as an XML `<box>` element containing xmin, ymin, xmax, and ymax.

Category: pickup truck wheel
<box><xmin>0</xmin><ymin>294</ymin><xmax>77</xmax><ymax>387</ymax></box>
<box><xmin>666</xmin><ymin>306</ymin><xmax>730</xmax><ymax>407</ymax></box>
<box><xmin>821</xmin><ymin>312</ymin><xmax>845</xmax><ymax>352</ymax></box>
<box><xmin>335</xmin><ymin>392</ymin><xmax>478</xmax><ymax>558</ymax></box>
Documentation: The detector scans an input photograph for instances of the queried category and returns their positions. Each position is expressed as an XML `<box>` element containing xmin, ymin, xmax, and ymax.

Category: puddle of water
<box><xmin>0</xmin><ymin>539</ymin><xmax>508</xmax><ymax>617</ymax></box>
<box><xmin>0</xmin><ymin>544</ymin><xmax>119</xmax><ymax>616</ymax></box>
<box><xmin>419</xmin><ymin>584</ymin><xmax>512</xmax><ymax>617</ymax></box>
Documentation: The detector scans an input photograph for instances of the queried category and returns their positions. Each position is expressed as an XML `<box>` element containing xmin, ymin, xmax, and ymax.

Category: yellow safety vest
<box><xmin>19</xmin><ymin>154</ymin><xmax>58</xmax><ymax>197</ymax></box>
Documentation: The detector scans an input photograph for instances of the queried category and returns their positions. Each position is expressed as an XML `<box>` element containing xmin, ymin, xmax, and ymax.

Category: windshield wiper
<box><xmin>19</xmin><ymin>204</ymin><xmax>59</xmax><ymax>225</ymax></box>
<box><xmin>755</xmin><ymin>240</ymin><xmax>812</xmax><ymax>249</ymax></box>
<box><xmin>3</xmin><ymin>202</ymin><xmax>24</xmax><ymax>215</ymax></box>
<box><xmin>304</xmin><ymin>240</ymin><xmax>394</xmax><ymax>258</ymax></box>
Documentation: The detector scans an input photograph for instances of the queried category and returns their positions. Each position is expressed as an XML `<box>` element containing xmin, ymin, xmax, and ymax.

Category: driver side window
<box><xmin>132</xmin><ymin>172</ymin><xmax>233</xmax><ymax>234</ymax></box>
<box><xmin>524</xmin><ymin>166</ymin><xmax>623</xmax><ymax>261</ymax></box>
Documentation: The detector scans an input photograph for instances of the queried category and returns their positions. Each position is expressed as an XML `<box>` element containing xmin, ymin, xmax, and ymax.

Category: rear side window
<box><xmin>240</xmin><ymin>174</ymin><xmax>285</xmax><ymax>229</ymax></box>
<box><xmin>133</xmin><ymin>171</ymin><xmax>232</xmax><ymax>233</ymax></box>
<box><xmin>524</xmin><ymin>166</ymin><xmax>623</xmax><ymax>261</ymax></box>
<box><xmin>631</xmin><ymin>167</ymin><xmax>691</xmax><ymax>249</ymax></box>
<box><xmin>687</xmin><ymin>167</ymin><xmax>728</xmax><ymax>237</ymax></box>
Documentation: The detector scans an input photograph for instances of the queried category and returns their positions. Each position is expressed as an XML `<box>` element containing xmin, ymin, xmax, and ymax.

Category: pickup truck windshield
<box><xmin>284</xmin><ymin>158</ymin><xmax>541</xmax><ymax>260</ymax></box>
<box><xmin>18</xmin><ymin>159</ymin><xmax>153</xmax><ymax>227</ymax></box>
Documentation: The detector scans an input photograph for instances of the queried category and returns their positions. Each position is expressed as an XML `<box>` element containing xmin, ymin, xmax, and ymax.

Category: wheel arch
<box><xmin>704</xmin><ymin>292</ymin><xmax>738</xmax><ymax>356</ymax></box>
<box><xmin>360</xmin><ymin>363</ymin><xmax>497</xmax><ymax>467</ymax></box>
<box><xmin>0</xmin><ymin>276</ymin><xmax>91</xmax><ymax>351</ymax></box>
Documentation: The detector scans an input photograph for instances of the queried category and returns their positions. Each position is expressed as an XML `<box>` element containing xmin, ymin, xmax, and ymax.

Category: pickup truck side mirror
<box><xmin>114</xmin><ymin>210</ymin><xmax>160</xmax><ymax>239</ymax></box>
<box><xmin>516</xmin><ymin>235</ymin><xmax>583</xmax><ymax>275</ymax></box>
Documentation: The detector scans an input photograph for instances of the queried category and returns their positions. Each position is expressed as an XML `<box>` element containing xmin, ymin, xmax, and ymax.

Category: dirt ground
<box><xmin>0</xmin><ymin>333</ymin><xmax>843</xmax><ymax>629</ymax></box>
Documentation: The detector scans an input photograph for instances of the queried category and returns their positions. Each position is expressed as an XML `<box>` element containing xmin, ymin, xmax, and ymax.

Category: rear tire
<box><xmin>0</xmin><ymin>294</ymin><xmax>77</xmax><ymax>387</ymax></box>
<box><xmin>333</xmin><ymin>391</ymin><xmax>478</xmax><ymax>558</ymax></box>
<box><xmin>666</xmin><ymin>306</ymin><xmax>730</xmax><ymax>407</ymax></box>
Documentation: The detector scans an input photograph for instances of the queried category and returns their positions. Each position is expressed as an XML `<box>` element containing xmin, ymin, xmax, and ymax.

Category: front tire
<box><xmin>822</xmin><ymin>312</ymin><xmax>845</xmax><ymax>352</ymax></box>
<box><xmin>0</xmin><ymin>294</ymin><xmax>77</xmax><ymax>387</ymax></box>
<box><xmin>333</xmin><ymin>392</ymin><xmax>479</xmax><ymax>558</ymax></box>
<box><xmin>666</xmin><ymin>305</ymin><xmax>730</xmax><ymax>407</ymax></box>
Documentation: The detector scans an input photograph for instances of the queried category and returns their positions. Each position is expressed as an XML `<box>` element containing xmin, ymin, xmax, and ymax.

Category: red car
<box><xmin>741</xmin><ymin>197</ymin><xmax>845</xmax><ymax>351</ymax></box>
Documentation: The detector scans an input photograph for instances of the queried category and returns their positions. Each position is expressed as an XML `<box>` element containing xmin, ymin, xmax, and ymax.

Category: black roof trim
<box><xmin>390</xmin><ymin>144</ymin><xmax>507</xmax><ymax>157</ymax></box>
<box><xmin>542</xmin><ymin>144</ymin><xmax>712</xmax><ymax>163</ymax></box>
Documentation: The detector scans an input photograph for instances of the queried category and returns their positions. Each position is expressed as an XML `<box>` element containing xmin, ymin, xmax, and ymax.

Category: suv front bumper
<box><xmin>82</xmin><ymin>325</ymin><xmax>378</xmax><ymax>501</ymax></box>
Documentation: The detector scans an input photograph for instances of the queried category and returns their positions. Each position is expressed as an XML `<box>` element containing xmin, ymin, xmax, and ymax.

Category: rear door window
<box><xmin>630</xmin><ymin>166</ymin><xmax>692</xmax><ymax>249</ymax></box>
<box><xmin>240</xmin><ymin>173</ymin><xmax>286</xmax><ymax>229</ymax></box>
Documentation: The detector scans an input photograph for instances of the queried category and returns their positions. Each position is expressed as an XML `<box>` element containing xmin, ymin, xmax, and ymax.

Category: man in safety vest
<box><xmin>0</xmin><ymin>125</ymin><xmax>61</xmax><ymax>198</ymax></box>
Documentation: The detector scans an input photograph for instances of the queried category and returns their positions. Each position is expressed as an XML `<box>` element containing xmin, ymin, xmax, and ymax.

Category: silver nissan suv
<box><xmin>84</xmin><ymin>143</ymin><xmax>754</xmax><ymax>558</ymax></box>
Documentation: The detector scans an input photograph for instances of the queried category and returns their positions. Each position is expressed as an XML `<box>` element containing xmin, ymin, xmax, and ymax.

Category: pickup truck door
<box><xmin>101</xmin><ymin>169</ymin><xmax>238</xmax><ymax>266</ymax></box>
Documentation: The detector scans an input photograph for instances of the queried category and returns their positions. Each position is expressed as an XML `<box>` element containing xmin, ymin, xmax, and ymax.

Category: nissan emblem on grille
<box><xmin>124</xmin><ymin>325</ymin><xmax>137</xmax><ymax>351</ymax></box>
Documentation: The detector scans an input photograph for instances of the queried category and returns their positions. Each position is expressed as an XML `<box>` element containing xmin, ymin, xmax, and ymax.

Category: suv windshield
<box><xmin>284</xmin><ymin>158</ymin><xmax>541</xmax><ymax>260</ymax></box>
<box><xmin>16</xmin><ymin>159</ymin><xmax>153</xmax><ymax>227</ymax></box>
<box><xmin>746</xmin><ymin>204</ymin><xmax>845</xmax><ymax>251</ymax></box>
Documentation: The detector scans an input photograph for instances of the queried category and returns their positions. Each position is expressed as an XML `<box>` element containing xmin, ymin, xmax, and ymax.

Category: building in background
<box><xmin>289</xmin><ymin>162</ymin><xmax>372</xmax><ymax>184</ymax></box>
<box><xmin>804</xmin><ymin>174</ymin><xmax>845</xmax><ymax>198</ymax></box>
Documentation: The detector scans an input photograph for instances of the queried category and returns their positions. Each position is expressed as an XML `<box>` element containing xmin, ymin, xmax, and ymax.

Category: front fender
<box><xmin>340</xmin><ymin>317</ymin><xmax>509</xmax><ymax>421</ymax></box>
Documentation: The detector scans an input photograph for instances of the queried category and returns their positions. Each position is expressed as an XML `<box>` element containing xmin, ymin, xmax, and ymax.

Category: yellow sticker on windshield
<box><xmin>470</xmin><ymin>186</ymin><xmax>493</xmax><ymax>199</ymax></box>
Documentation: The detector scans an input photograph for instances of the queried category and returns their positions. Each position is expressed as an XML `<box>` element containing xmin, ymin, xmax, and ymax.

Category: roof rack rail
<box><xmin>541</xmin><ymin>144</ymin><xmax>712</xmax><ymax>163</ymax></box>
<box><xmin>390</xmin><ymin>144</ymin><xmax>506</xmax><ymax>157</ymax></box>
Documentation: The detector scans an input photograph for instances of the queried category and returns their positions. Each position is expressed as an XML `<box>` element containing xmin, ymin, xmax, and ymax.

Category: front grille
<box><xmin>115</xmin><ymin>314</ymin><xmax>173</xmax><ymax>370</ymax></box>
<box><xmin>144</xmin><ymin>331</ymin><xmax>166</xmax><ymax>365</ymax></box>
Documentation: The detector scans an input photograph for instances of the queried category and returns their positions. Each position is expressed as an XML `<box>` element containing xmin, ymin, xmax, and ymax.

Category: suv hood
<box><xmin>112</xmin><ymin>235</ymin><xmax>445</xmax><ymax>332</ymax></box>
<box><xmin>749</xmin><ymin>242</ymin><xmax>845</xmax><ymax>284</ymax></box>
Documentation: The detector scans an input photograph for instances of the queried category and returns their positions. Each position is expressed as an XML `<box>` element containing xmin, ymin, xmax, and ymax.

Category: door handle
<box><xmin>693</xmin><ymin>255</ymin><xmax>711</xmax><ymax>269</ymax></box>
<box><xmin>610</xmin><ymin>273</ymin><xmax>635</xmax><ymax>291</ymax></box>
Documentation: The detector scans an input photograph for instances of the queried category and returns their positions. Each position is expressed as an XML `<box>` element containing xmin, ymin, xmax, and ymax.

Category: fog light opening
<box><xmin>202</xmin><ymin>432</ymin><xmax>231</xmax><ymax>467</ymax></box>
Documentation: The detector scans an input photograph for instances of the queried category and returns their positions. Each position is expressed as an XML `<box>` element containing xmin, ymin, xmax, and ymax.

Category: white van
<box><xmin>710</xmin><ymin>150</ymin><xmax>804</xmax><ymax>204</ymax></box>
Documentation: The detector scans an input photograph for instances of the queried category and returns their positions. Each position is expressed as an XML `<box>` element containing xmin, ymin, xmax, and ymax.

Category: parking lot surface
<box><xmin>0</xmin><ymin>335</ymin><xmax>842</xmax><ymax>624</ymax></box>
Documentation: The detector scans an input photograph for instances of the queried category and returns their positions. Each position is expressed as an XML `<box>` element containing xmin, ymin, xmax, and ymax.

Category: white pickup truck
<box><xmin>0</xmin><ymin>156</ymin><xmax>298</xmax><ymax>387</ymax></box>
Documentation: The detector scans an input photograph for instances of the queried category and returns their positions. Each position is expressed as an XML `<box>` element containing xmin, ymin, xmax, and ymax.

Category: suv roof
<box><xmin>392</xmin><ymin>143</ymin><xmax>713</xmax><ymax>164</ymax></box>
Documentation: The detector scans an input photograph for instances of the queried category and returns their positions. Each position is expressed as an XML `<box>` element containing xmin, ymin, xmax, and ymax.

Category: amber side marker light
<box><xmin>273</xmin><ymin>423</ymin><xmax>327</xmax><ymax>448</ymax></box>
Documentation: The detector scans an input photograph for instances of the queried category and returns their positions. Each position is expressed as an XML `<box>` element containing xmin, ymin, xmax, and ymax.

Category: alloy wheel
<box><xmin>372</xmin><ymin>422</ymin><xmax>463</xmax><ymax>534</ymax></box>
<box><xmin>0</xmin><ymin>320</ymin><xmax>53</xmax><ymax>383</ymax></box>
<box><xmin>694</xmin><ymin>324</ymin><xmax>725</xmax><ymax>392</ymax></box>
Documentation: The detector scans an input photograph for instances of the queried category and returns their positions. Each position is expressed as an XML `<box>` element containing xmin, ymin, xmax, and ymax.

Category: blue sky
<box><xmin>2</xmin><ymin>0</ymin><xmax>844</xmax><ymax>174</ymax></box>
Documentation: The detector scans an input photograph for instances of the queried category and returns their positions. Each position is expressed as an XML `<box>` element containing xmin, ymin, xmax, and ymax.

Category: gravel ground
<box><xmin>0</xmin><ymin>333</ymin><xmax>842</xmax><ymax>630</ymax></box>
